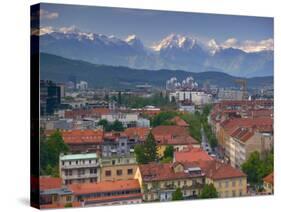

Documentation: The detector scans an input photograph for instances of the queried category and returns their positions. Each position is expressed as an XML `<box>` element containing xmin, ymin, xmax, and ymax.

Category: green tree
<box><xmin>134</xmin><ymin>131</ymin><xmax>158</xmax><ymax>164</ymax></box>
<box><xmin>242</xmin><ymin>151</ymin><xmax>273</xmax><ymax>186</ymax></box>
<box><xmin>172</xmin><ymin>188</ymin><xmax>183</xmax><ymax>201</ymax></box>
<box><xmin>164</xmin><ymin>145</ymin><xmax>174</xmax><ymax>159</ymax></box>
<box><xmin>40</xmin><ymin>130</ymin><xmax>69</xmax><ymax>176</ymax></box>
<box><xmin>117</xmin><ymin>91</ymin><xmax>122</xmax><ymax>105</ymax></box>
<box><xmin>151</xmin><ymin>111</ymin><xmax>178</xmax><ymax>127</ymax></box>
<box><xmin>111</xmin><ymin>120</ymin><xmax>124</xmax><ymax>131</ymax></box>
<box><xmin>199</xmin><ymin>183</ymin><xmax>218</xmax><ymax>199</ymax></box>
<box><xmin>97</xmin><ymin>119</ymin><xmax>110</xmax><ymax>131</ymax></box>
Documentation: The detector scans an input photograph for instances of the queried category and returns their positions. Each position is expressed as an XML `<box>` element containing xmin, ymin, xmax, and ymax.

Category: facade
<box><xmin>178</xmin><ymin>99</ymin><xmax>196</xmax><ymax>113</ymax></box>
<box><xmin>229</xmin><ymin>128</ymin><xmax>273</xmax><ymax>168</ymax></box>
<box><xmin>102</xmin><ymin>132</ymin><xmax>138</xmax><ymax>157</ymax></box>
<box><xmin>100</xmin><ymin>156</ymin><xmax>138</xmax><ymax>181</ymax></box>
<box><xmin>135</xmin><ymin>162</ymin><xmax>206</xmax><ymax>202</ymax></box>
<box><xmin>40</xmin><ymin>80</ymin><xmax>61</xmax><ymax>116</ymax></box>
<box><xmin>39</xmin><ymin>176</ymin><xmax>77</xmax><ymax>209</ymax></box>
<box><xmin>169</xmin><ymin>90</ymin><xmax>212</xmax><ymax>106</ymax></box>
<box><xmin>59</xmin><ymin>153</ymin><xmax>100</xmax><ymax>185</ymax></box>
<box><xmin>68</xmin><ymin>180</ymin><xmax>142</xmax><ymax>206</ymax></box>
<box><xmin>263</xmin><ymin>172</ymin><xmax>274</xmax><ymax>194</ymax></box>
<box><xmin>101</xmin><ymin>112</ymin><xmax>139</xmax><ymax>128</ymax></box>
<box><xmin>62</xmin><ymin>129</ymin><xmax>103</xmax><ymax>153</ymax></box>
<box><xmin>152</xmin><ymin>125</ymin><xmax>199</xmax><ymax>157</ymax></box>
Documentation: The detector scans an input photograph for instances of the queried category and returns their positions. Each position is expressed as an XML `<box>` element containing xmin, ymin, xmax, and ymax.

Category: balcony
<box><xmin>62</xmin><ymin>173</ymin><xmax>98</xmax><ymax>180</ymax></box>
<box><xmin>61</xmin><ymin>163</ymin><xmax>99</xmax><ymax>169</ymax></box>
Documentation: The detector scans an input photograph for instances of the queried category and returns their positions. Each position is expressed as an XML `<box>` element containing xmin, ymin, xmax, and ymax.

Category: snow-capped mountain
<box><xmin>35</xmin><ymin>27</ymin><xmax>274</xmax><ymax>77</ymax></box>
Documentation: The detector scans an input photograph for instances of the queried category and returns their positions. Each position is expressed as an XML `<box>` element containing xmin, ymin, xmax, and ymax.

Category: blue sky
<box><xmin>40</xmin><ymin>3</ymin><xmax>273</xmax><ymax>46</ymax></box>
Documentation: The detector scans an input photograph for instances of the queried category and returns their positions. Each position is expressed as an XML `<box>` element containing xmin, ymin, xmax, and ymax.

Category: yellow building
<box><xmin>263</xmin><ymin>172</ymin><xmax>274</xmax><ymax>194</ymax></box>
<box><xmin>100</xmin><ymin>156</ymin><xmax>138</xmax><ymax>181</ymax></box>
<box><xmin>135</xmin><ymin>162</ymin><xmax>206</xmax><ymax>202</ymax></box>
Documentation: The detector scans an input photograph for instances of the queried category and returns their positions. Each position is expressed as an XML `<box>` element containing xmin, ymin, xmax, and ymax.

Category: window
<box><xmin>89</xmin><ymin>160</ymin><xmax>92</xmax><ymax>164</ymax></box>
<box><xmin>239</xmin><ymin>189</ymin><xmax>243</xmax><ymax>196</ymax></box>
<box><xmin>69</xmin><ymin>170</ymin><xmax>72</xmax><ymax>176</ymax></box>
<box><xmin>127</xmin><ymin>169</ymin><xmax>133</xmax><ymax>175</ymax></box>
<box><xmin>219</xmin><ymin>182</ymin><xmax>222</xmax><ymax>188</ymax></box>
<box><xmin>66</xmin><ymin>195</ymin><xmax>72</xmax><ymax>202</ymax></box>
<box><xmin>178</xmin><ymin>181</ymin><xmax>180</xmax><ymax>186</ymax></box>
<box><xmin>62</xmin><ymin>161</ymin><xmax>64</xmax><ymax>166</ymax></box>
<box><xmin>76</xmin><ymin>160</ymin><xmax>78</xmax><ymax>165</ymax></box>
<box><xmin>105</xmin><ymin>170</ymin><xmax>111</xmax><ymax>177</ymax></box>
<box><xmin>232</xmin><ymin>180</ymin><xmax>236</xmax><ymax>187</ymax></box>
<box><xmin>117</xmin><ymin>169</ymin><xmax>123</xmax><ymax>176</ymax></box>
<box><xmin>232</xmin><ymin>190</ymin><xmax>236</xmax><ymax>197</ymax></box>
<box><xmin>239</xmin><ymin>179</ymin><xmax>242</xmax><ymax>186</ymax></box>
<box><xmin>112</xmin><ymin>160</ymin><xmax>115</xmax><ymax>165</ymax></box>
<box><xmin>225</xmin><ymin>181</ymin><xmax>229</xmax><ymax>188</ymax></box>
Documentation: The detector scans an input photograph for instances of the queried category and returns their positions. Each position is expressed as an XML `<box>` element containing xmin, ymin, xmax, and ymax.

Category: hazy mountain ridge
<box><xmin>35</xmin><ymin>29</ymin><xmax>273</xmax><ymax>77</ymax></box>
<box><xmin>39</xmin><ymin>53</ymin><xmax>273</xmax><ymax>89</ymax></box>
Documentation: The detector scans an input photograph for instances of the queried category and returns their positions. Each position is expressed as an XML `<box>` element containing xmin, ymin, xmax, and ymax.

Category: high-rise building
<box><xmin>40</xmin><ymin>80</ymin><xmax>61</xmax><ymax>116</ymax></box>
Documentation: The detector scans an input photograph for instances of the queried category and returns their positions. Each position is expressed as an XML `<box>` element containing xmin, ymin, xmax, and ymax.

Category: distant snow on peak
<box><xmin>151</xmin><ymin>34</ymin><xmax>196</xmax><ymax>51</ymax></box>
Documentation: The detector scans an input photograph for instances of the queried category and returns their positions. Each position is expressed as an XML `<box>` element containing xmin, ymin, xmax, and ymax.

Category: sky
<box><xmin>38</xmin><ymin>3</ymin><xmax>273</xmax><ymax>47</ymax></box>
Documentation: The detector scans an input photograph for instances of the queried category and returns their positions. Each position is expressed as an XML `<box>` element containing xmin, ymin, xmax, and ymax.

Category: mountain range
<box><xmin>39</xmin><ymin>53</ymin><xmax>273</xmax><ymax>89</ymax></box>
<box><xmin>35</xmin><ymin>28</ymin><xmax>273</xmax><ymax>77</ymax></box>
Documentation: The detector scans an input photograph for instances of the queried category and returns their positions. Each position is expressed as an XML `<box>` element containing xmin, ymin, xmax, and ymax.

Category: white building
<box><xmin>76</xmin><ymin>81</ymin><xmax>88</xmax><ymax>90</ymax></box>
<box><xmin>59</xmin><ymin>153</ymin><xmax>100</xmax><ymax>185</ymax></box>
<box><xmin>101</xmin><ymin>113</ymin><xmax>139</xmax><ymax>128</ymax></box>
<box><xmin>169</xmin><ymin>90</ymin><xmax>212</xmax><ymax>105</ymax></box>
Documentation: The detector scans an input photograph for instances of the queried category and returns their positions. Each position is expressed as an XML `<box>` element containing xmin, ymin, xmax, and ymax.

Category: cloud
<box><xmin>31</xmin><ymin>26</ymin><xmax>54</xmax><ymax>36</ymax></box>
<box><xmin>221</xmin><ymin>38</ymin><xmax>273</xmax><ymax>52</ymax></box>
<box><xmin>39</xmin><ymin>9</ymin><xmax>59</xmax><ymax>20</ymax></box>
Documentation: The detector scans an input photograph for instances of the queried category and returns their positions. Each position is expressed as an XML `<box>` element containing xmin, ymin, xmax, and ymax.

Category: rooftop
<box><xmin>263</xmin><ymin>172</ymin><xmax>274</xmax><ymax>185</ymax></box>
<box><xmin>175</xmin><ymin>147</ymin><xmax>213</xmax><ymax>162</ymax></box>
<box><xmin>40</xmin><ymin>176</ymin><xmax>62</xmax><ymax>190</ymax></box>
<box><xmin>60</xmin><ymin>153</ymin><xmax>98</xmax><ymax>161</ymax></box>
<box><xmin>68</xmin><ymin>179</ymin><xmax>140</xmax><ymax>195</ymax></box>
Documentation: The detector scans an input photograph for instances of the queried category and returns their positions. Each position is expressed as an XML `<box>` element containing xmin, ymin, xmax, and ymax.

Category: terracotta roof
<box><xmin>221</xmin><ymin>118</ymin><xmax>273</xmax><ymax>135</ymax></box>
<box><xmin>170</xmin><ymin>116</ymin><xmax>189</xmax><ymax>127</ymax></box>
<box><xmin>138</xmin><ymin>162</ymin><xmax>205</xmax><ymax>182</ymax></box>
<box><xmin>263</xmin><ymin>172</ymin><xmax>274</xmax><ymax>185</ymax></box>
<box><xmin>84</xmin><ymin>193</ymin><xmax>142</xmax><ymax>204</ymax></box>
<box><xmin>230</xmin><ymin>127</ymin><xmax>254</xmax><ymax>142</ymax></box>
<box><xmin>152</xmin><ymin>126</ymin><xmax>198</xmax><ymax>145</ymax></box>
<box><xmin>62</xmin><ymin>129</ymin><xmax>103</xmax><ymax>144</ymax></box>
<box><xmin>40</xmin><ymin>176</ymin><xmax>62</xmax><ymax>190</ymax></box>
<box><xmin>68</xmin><ymin>180</ymin><xmax>140</xmax><ymax>195</ymax></box>
<box><xmin>197</xmin><ymin>160</ymin><xmax>246</xmax><ymax>180</ymax></box>
<box><xmin>91</xmin><ymin>108</ymin><xmax>110</xmax><ymax>116</ymax></box>
<box><xmin>175</xmin><ymin>147</ymin><xmax>213</xmax><ymax>162</ymax></box>
<box><xmin>40</xmin><ymin>202</ymin><xmax>81</xmax><ymax>209</ymax></box>
<box><xmin>124</xmin><ymin>127</ymin><xmax>150</xmax><ymax>141</ymax></box>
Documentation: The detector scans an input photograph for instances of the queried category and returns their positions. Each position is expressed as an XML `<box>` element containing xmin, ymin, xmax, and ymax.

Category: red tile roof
<box><xmin>124</xmin><ymin>127</ymin><xmax>150</xmax><ymax>141</ymax></box>
<box><xmin>175</xmin><ymin>147</ymin><xmax>213</xmax><ymax>162</ymax></box>
<box><xmin>40</xmin><ymin>176</ymin><xmax>62</xmax><ymax>190</ymax></box>
<box><xmin>62</xmin><ymin>129</ymin><xmax>103</xmax><ymax>144</ymax></box>
<box><xmin>263</xmin><ymin>172</ymin><xmax>274</xmax><ymax>185</ymax></box>
<box><xmin>170</xmin><ymin>116</ymin><xmax>189</xmax><ymax>127</ymax></box>
<box><xmin>152</xmin><ymin>126</ymin><xmax>198</xmax><ymax>145</ymax></box>
<box><xmin>197</xmin><ymin>160</ymin><xmax>246</xmax><ymax>180</ymax></box>
<box><xmin>68</xmin><ymin>180</ymin><xmax>140</xmax><ymax>195</ymax></box>
<box><xmin>138</xmin><ymin>162</ymin><xmax>205</xmax><ymax>182</ymax></box>
<box><xmin>230</xmin><ymin>127</ymin><xmax>254</xmax><ymax>142</ymax></box>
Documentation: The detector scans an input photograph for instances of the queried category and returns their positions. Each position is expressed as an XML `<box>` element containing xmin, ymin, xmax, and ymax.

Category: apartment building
<box><xmin>100</xmin><ymin>155</ymin><xmax>138</xmax><ymax>181</ymax></box>
<box><xmin>68</xmin><ymin>180</ymin><xmax>142</xmax><ymax>206</ymax></box>
<box><xmin>59</xmin><ymin>153</ymin><xmax>100</xmax><ymax>185</ymax></box>
<box><xmin>135</xmin><ymin>162</ymin><xmax>206</xmax><ymax>202</ymax></box>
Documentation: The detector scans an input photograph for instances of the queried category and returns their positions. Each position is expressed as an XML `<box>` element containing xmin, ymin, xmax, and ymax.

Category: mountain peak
<box><xmin>151</xmin><ymin>34</ymin><xmax>196</xmax><ymax>51</ymax></box>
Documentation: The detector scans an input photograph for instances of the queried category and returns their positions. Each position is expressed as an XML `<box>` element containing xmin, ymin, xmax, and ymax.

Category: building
<box><xmin>201</xmin><ymin>160</ymin><xmax>247</xmax><ymax>198</ymax></box>
<box><xmin>218</xmin><ymin>88</ymin><xmax>245</xmax><ymax>101</ymax></box>
<box><xmin>101</xmin><ymin>112</ymin><xmax>139</xmax><ymax>128</ymax></box>
<box><xmin>229</xmin><ymin>127</ymin><xmax>273</xmax><ymax>168</ymax></box>
<box><xmin>102</xmin><ymin>132</ymin><xmax>137</xmax><ymax>157</ymax></box>
<box><xmin>76</xmin><ymin>81</ymin><xmax>88</xmax><ymax>90</ymax></box>
<box><xmin>174</xmin><ymin>147</ymin><xmax>214</xmax><ymax>163</ymax></box>
<box><xmin>178</xmin><ymin>99</ymin><xmax>196</xmax><ymax>113</ymax></box>
<box><xmin>152</xmin><ymin>126</ymin><xmax>199</xmax><ymax>157</ymax></box>
<box><xmin>59</xmin><ymin>153</ymin><xmax>100</xmax><ymax>185</ymax></box>
<box><xmin>169</xmin><ymin>90</ymin><xmax>212</xmax><ymax>106</ymax></box>
<box><xmin>39</xmin><ymin>176</ymin><xmax>76</xmax><ymax>209</ymax></box>
<box><xmin>124</xmin><ymin>127</ymin><xmax>150</xmax><ymax>142</ymax></box>
<box><xmin>62</xmin><ymin>129</ymin><xmax>103</xmax><ymax>153</ymax></box>
<box><xmin>263</xmin><ymin>172</ymin><xmax>274</xmax><ymax>194</ymax></box>
<box><xmin>40</xmin><ymin>80</ymin><xmax>61</xmax><ymax>116</ymax></box>
<box><xmin>100</xmin><ymin>155</ymin><xmax>138</xmax><ymax>181</ymax></box>
<box><xmin>68</xmin><ymin>180</ymin><xmax>142</xmax><ymax>206</ymax></box>
<box><xmin>135</xmin><ymin>162</ymin><xmax>206</xmax><ymax>202</ymax></box>
<box><xmin>170</xmin><ymin>116</ymin><xmax>189</xmax><ymax>127</ymax></box>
